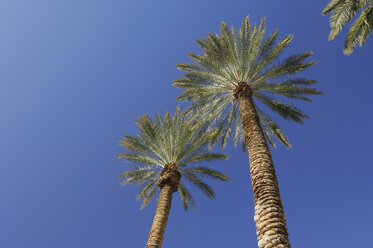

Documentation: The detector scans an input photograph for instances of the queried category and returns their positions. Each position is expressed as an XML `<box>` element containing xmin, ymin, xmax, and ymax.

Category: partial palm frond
<box><xmin>180</xmin><ymin>166</ymin><xmax>230</xmax><ymax>181</ymax></box>
<box><xmin>322</xmin><ymin>0</ymin><xmax>372</xmax><ymax>54</ymax></box>
<box><xmin>182</xmin><ymin>153</ymin><xmax>229</xmax><ymax>164</ymax></box>
<box><xmin>179</xmin><ymin>183</ymin><xmax>195</xmax><ymax>211</ymax></box>
<box><xmin>256</xmin><ymin>107</ymin><xmax>291</xmax><ymax>148</ymax></box>
<box><xmin>254</xmin><ymin>78</ymin><xmax>322</xmax><ymax>102</ymax></box>
<box><xmin>322</xmin><ymin>0</ymin><xmax>346</xmax><ymax>15</ymax></box>
<box><xmin>254</xmin><ymin>92</ymin><xmax>309</xmax><ymax>124</ymax></box>
<box><xmin>119</xmin><ymin>167</ymin><xmax>159</xmax><ymax>185</ymax></box>
<box><xmin>181</xmin><ymin>171</ymin><xmax>216</xmax><ymax>199</ymax></box>
<box><xmin>344</xmin><ymin>5</ymin><xmax>373</xmax><ymax>54</ymax></box>
<box><xmin>137</xmin><ymin>178</ymin><xmax>158</xmax><ymax>209</ymax></box>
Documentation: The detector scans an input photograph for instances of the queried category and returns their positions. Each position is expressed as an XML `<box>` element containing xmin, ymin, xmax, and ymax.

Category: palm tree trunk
<box><xmin>236</xmin><ymin>83</ymin><xmax>291</xmax><ymax>248</ymax></box>
<box><xmin>145</xmin><ymin>184</ymin><xmax>174</xmax><ymax>248</ymax></box>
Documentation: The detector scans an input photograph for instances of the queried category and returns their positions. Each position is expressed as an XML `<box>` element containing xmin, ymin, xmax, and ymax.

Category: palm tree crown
<box><xmin>174</xmin><ymin>17</ymin><xmax>322</xmax><ymax>149</ymax></box>
<box><xmin>322</xmin><ymin>0</ymin><xmax>373</xmax><ymax>54</ymax></box>
<box><xmin>118</xmin><ymin>107</ymin><xmax>229</xmax><ymax>210</ymax></box>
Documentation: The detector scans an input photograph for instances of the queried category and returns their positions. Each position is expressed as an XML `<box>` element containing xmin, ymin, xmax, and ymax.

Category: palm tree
<box><xmin>173</xmin><ymin>17</ymin><xmax>322</xmax><ymax>248</ymax></box>
<box><xmin>322</xmin><ymin>0</ymin><xmax>373</xmax><ymax>54</ymax></box>
<box><xmin>118</xmin><ymin>108</ymin><xmax>230</xmax><ymax>248</ymax></box>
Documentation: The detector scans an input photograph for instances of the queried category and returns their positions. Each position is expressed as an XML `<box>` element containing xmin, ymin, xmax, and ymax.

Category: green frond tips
<box><xmin>180</xmin><ymin>167</ymin><xmax>230</xmax><ymax>181</ymax></box>
<box><xmin>322</xmin><ymin>0</ymin><xmax>372</xmax><ymax>54</ymax></box>
<box><xmin>174</xmin><ymin>15</ymin><xmax>321</xmax><ymax>150</ymax></box>
<box><xmin>322</xmin><ymin>0</ymin><xmax>345</xmax><ymax>15</ymax></box>
<box><xmin>256</xmin><ymin>107</ymin><xmax>291</xmax><ymax>149</ymax></box>
<box><xmin>179</xmin><ymin>183</ymin><xmax>195</xmax><ymax>211</ymax></box>
<box><xmin>344</xmin><ymin>5</ymin><xmax>373</xmax><ymax>54</ymax></box>
<box><xmin>118</xmin><ymin>107</ymin><xmax>229</xmax><ymax>210</ymax></box>
<box><xmin>254</xmin><ymin>78</ymin><xmax>323</xmax><ymax>102</ymax></box>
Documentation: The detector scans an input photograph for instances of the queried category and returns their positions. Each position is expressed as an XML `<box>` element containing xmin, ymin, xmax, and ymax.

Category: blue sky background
<box><xmin>1</xmin><ymin>1</ymin><xmax>372</xmax><ymax>247</ymax></box>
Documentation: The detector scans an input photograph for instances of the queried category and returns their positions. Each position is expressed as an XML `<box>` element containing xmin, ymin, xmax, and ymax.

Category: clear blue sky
<box><xmin>1</xmin><ymin>1</ymin><xmax>372</xmax><ymax>247</ymax></box>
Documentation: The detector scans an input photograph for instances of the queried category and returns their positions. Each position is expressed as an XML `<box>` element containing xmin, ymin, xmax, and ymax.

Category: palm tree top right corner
<box><xmin>174</xmin><ymin>16</ymin><xmax>323</xmax><ymax>150</ymax></box>
<box><xmin>322</xmin><ymin>0</ymin><xmax>373</xmax><ymax>55</ymax></box>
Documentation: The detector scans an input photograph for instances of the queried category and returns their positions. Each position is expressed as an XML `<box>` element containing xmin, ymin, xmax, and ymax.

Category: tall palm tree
<box><xmin>173</xmin><ymin>17</ymin><xmax>322</xmax><ymax>248</ymax></box>
<box><xmin>118</xmin><ymin>108</ymin><xmax>230</xmax><ymax>248</ymax></box>
<box><xmin>322</xmin><ymin>0</ymin><xmax>373</xmax><ymax>54</ymax></box>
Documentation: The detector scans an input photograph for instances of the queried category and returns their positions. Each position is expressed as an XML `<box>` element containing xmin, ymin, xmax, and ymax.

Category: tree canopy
<box><xmin>174</xmin><ymin>17</ymin><xmax>322</xmax><ymax>150</ymax></box>
<box><xmin>117</xmin><ymin>107</ymin><xmax>229</xmax><ymax>210</ymax></box>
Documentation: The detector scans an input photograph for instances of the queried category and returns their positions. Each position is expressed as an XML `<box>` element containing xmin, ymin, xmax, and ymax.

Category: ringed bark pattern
<box><xmin>145</xmin><ymin>164</ymin><xmax>181</xmax><ymax>248</ymax></box>
<box><xmin>234</xmin><ymin>82</ymin><xmax>291</xmax><ymax>248</ymax></box>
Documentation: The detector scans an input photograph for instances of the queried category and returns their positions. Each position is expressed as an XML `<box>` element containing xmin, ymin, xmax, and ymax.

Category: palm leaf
<box><xmin>322</xmin><ymin>0</ymin><xmax>371</xmax><ymax>54</ymax></box>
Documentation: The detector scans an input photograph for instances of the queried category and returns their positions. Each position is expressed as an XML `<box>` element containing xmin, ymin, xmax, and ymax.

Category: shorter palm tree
<box><xmin>118</xmin><ymin>107</ymin><xmax>229</xmax><ymax>248</ymax></box>
<box><xmin>322</xmin><ymin>0</ymin><xmax>373</xmax><ymax>54</ymax></box>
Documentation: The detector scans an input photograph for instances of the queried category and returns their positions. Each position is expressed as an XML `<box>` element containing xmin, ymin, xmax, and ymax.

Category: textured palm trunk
<box><xmin>145</xmin><ymin>164</ymin><xmax>181</xmax><ymax>248</ymax></box>
<box><xmin>235</xmin><ymin>82</ymin><xmax>291</xmax><ymax>248</ymax></box>
<box><xmin>145</xmin><ymin>184</ymin><xmax>174</xmax><ymax>248</ymax></box>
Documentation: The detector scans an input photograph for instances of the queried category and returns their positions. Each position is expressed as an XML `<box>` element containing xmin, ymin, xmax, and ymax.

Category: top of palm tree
<box><xmin>173</xmin><ymin>16</ymin><xmax>322</xmax><ymax>150</ymax></box>
<box><xmin>322</xmin><ymin>0</ymin><xmax>373</xmax><ymax>54</ymax></box>
<box><xmin>117</xmin><ymin>107</ymin><xmax>229</xmax><ymax>210</ymax></box>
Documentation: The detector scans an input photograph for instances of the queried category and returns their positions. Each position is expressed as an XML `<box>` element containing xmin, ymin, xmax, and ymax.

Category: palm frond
<box><xmin>256</xmin><ymin>107</ymin><xmax>291</xmax><ymax>148</ymax></box>
<box><xmin>181</xmin><ymin>166</ymin><xmax>230</xmax><ymax>181</ymax></box>
<box><xmin>119</xmin><ymin>167</ymin><xmax>159</xmax><ymax>185</ymax></box>
<box><xmin>327</xmin><ymin>0</ymin><xmax>365</xmax><ymax>40</ymax></box>
<box><xmin>137</xmin><ymin>178</ymin><xmax>158</xmax><ymax>209</ymax></box>
<box><xmin>220</xmin><ymin>103</ymin><xmax>238</xmax><ymax>148</ymax></box>
<box><xmin>182</xmin><ymin>171</ymin><xmax>216</xmax><ymax>199</ymax></box>
<box><xmin>254</xmin><ymin>92</ymin><xmax>309</xmax><ymax>123</ymax></box>
<box><xmin>254</xmin><ymin>78</ymin><xmax>323</xmax><ymax>101</ymax></box>
<box><xmin>322</xmin><ymin>0</ymin><xmax>371</xmax><ymax>54</ymax></box>
<box><xmin>179</xmin><ymin>183</ymin><xmax>195</xmax><ymax>211</ymax></box>
<box><xmin>344</xmin><ymin>5</ymin><xmax>373</xmax><ymax>54</ymax></box>
<box><xmin>322</xmin><ymin>0</ymin><xmax>345</xmax><ymax>15</ymax></box>
<box><xmin>117</xmin><ymin>153</ymin><xmax>162</xmax><ymax>167</ymax></box>
<box><xmin>249</xmin><ymin>35</ymin><xmax>293</xmax><ymax>80</ymax></box>
<box><xmin>181</xmin><ymin>153</ymin><xmax>229</xmax><ymax>165</ymax></box>
<box><xmin>255</xmin><ymin>52</ymin><xmax>315</xmax><ymax>83</ymax></box>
